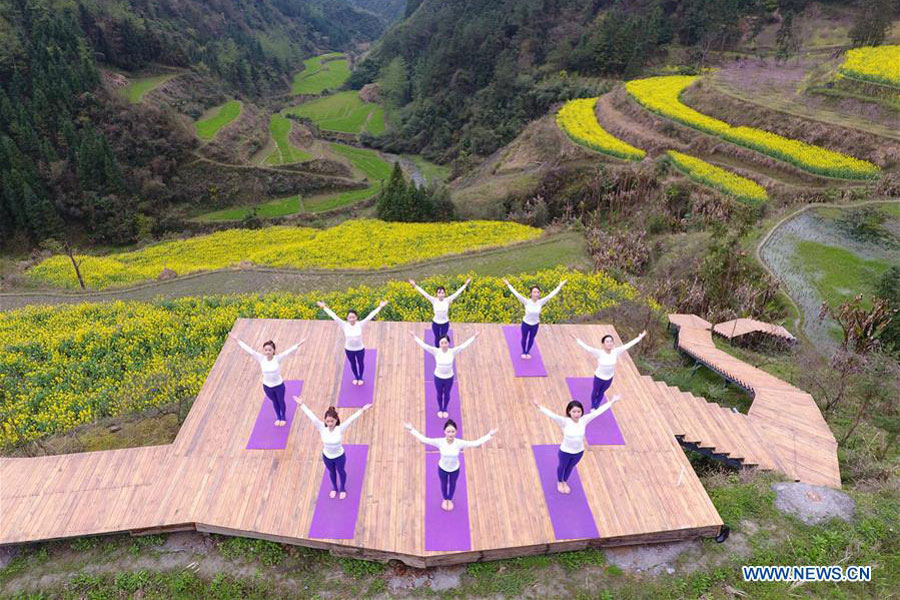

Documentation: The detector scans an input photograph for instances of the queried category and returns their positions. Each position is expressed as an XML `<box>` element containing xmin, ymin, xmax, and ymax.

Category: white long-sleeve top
<box><xmin>408</xmin><ymin>428</ymin><xmax>493</xmax><ymax>472</ymax></box>
<box><xmin>507</xmin><ymin>281</ymin><xmax>564</xmax><ymax>325</ymax></box>
<box><xmin>322</xmin><ymin>305</ymin><xmax>384</xmax><ymax>351</ymax></box>
<box><xmin>576</xmin><ymin>335</ymin><xmax>643</xmax><ymax>380</ymax></box>
<box><xmin>539</xmin><ymin>403</ymin><xmax>615</xmax><ymax>454</ymax></box>
<box><xmin>299</xmin><ymin>404</ymin><xmax>366</xmax><ymax>459</ymax></box>
<box><xmin>237</xmin><ymin>340</ymin><xmax>300</xmax><ymax>387</ymax></box>
<box><xmin>413</xmin><ymin>334</ymin><xmax>476</xmax><ymax>379</ymax></box>
<box><xmin>414</xmin><ymin>282</ymin><xmax>467</xmax><ymax>324</ymax></box>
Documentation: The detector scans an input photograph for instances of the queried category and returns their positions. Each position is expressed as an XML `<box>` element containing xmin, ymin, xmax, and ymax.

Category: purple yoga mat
<box><xmin>246</xmin><ymin>380</ymin><xmax>304</xmax><ymax>450</ymax></box>
<box><xmin>502</xmin><ymin>325</ymin><xmax>548</xmax><ymax>377</ymax></box>
<box><xmin>337</xmin><ymin>350</ymin><xmax>378</xmax><ymax>408</ymax></box>
<box><xmin>425</xmin><ymin>453</ymin><xmax>471</xmax><ymax>551</ymax></box>
<box><xmin>308</xmin><ymin>445</ymin><xmax>369</xmax><ymax>540</ymax></box>
<box><xmin>424</xmin><ymin>328</ymin><xmax>452</xmax><ymax>381</ymax></box>
<box><xmin>424</xmin><ymin>381</ymin><xmax>462</xmax><ymax>438</ymax></box>
<box><xmin>565</xmin><ymin>377</ymin><xmax>625</xmax><ymax>445</ymax></box>
<box><xmin>532</xmin><ymin>444</ymin><xmax>600</xmax><ymax>540</ymax></box>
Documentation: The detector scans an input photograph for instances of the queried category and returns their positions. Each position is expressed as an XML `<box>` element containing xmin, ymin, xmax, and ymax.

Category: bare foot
<box><xmin>525</xmin><ymin>354</ymin><xmax>531</xmax><ymax>359</ymax></box>
<box><xmin>339</xmin><ymin>491</ymin><xmax>347</xmax><ymax>500</ymax></box>
<box><xmin>329</xmin><ymin>490</ymin><xmax>336</xmax><ymax>499</ymax></box>
<box><xmin>557</xmin><ymin>482</ymin><xmax>565</xmax><ymax>493</ymax></box>
<box><xmin>521</xmin><ymin>353</ymin><xmax>527</xmax><ymax>359</ymax></box>
<box><xmin>447</xmin><ymin>500</ymin><xmax>454</xmax><ymax>511</ymax></box>
<box><xmin>358</xmin><ymin>379</ymin><xmax>365</xmax><ymax>386</ymax></box>
<box><xmin>273</xmin><ymin>420</ymin><xmax>280</xmax><ymax>427</ymax></box>
<box><xmin>563</xmin><ymin>482</ymin><xmax>572</xmax><ymax>494</ymax></box>
<box><xmin>441</xmin><ymin>500</ymin><xmax>449</xmax><ymax>511</ymax></box>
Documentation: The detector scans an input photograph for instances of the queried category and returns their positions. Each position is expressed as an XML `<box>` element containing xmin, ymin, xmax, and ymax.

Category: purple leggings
<box><xmin>323</xmin><ymin>453</ymin><xmax>347</xmax><ymax>492</ymax></box>
<box><xmin>438</xmin><ymin>467</ymin><xmax>460</xmax><ymax>500</ymax></box>
<box><xmin>345</xmin><ymin>349</ymin><xmax>365</xmax><ymax>380</ymax></box>
<box><xmin>434</xmin><ymin>375</ymin><xmax>454</xmax><ymax>412</ymax></box>
<box><xmin>263</xmin><ymin>382</ymin><xmax>286</xmax><ymax>421</ymax></box>
<box><xmin>557</xmin><ymin>449</ymin><xmax>584</xmax><ymax>482</ymax></box>
<box><xmin>591</xmin><ymin>376</ymin><xmax>613</xmax><ymax>410</ymax></box>
<box><xmin>520</xmin><ymin>322</ymin><xmax>539</xmax><ymax>354</ymax></box>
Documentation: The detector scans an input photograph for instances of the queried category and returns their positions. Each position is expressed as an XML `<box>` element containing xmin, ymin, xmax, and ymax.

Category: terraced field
<box><xmin>264</xmin><ymin>115</ymin><xmax>313</xmax><ymax>165</ymax></box>
<box><xmin>120</xmin><ymin>72</ymin><xmax>178</xmax><ymax>103</ymax></box>
<box><xmin>292</xmin><ymin>52</ymin><xmax>351</xmax><ymax>95</ymax></box>
<box><xmin>195</xmin><ymin>100</ymin><xmax>243</xmax><ymax>140</ymax></box>
<box><xmin>284</xmin><ymin>90</ymin><xmax>386</xmax><ymax>135</ymax></box>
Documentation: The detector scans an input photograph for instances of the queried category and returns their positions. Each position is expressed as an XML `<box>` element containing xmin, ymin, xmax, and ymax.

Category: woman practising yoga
<box><xmin>317</xmin><ymin>300</ymin><xmax>388</xmax><ymax>386</ymax></box>
<box><xmin>532</xmin><ymin>396</ymin><xmax>622</xmax><ymax>494</ymax></box>
<box><xmin>404</xmin><ymin>419</ymin><xmax>497</xmax><ymax>511</ymax></box>
<box><xmin>295</xmin><ymin>397</ymin><xmax>371</xmax><ymax>500</ymax></box>
<box><xmin>503</xmin><ymin>278</ymin><xmax>567</xmax><ymax>359</ymax></box>
<box><xmin>410</xmin><ymin>331</ymin><xmax>479</xmax><ymax>418</ymax></box>
<box><xmin>572</xmin><ymin>330</ymin><xmax>646</xmax><ymax>410</ymax></box>
<box><xmin>409</xmin><ymin>277</ymin><xmax>471</xmax><ymax>344</ymax></box>
<box><xmin>233</xmin><ymin>334</ymin><xmax>306</xmax><ymax>427</ymax></box>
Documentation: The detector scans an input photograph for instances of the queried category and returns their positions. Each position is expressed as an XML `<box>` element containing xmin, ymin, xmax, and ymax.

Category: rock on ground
<box><xmin>604</xmin><ymin>540</ymin><xmax>701</xmax><ymax>575</ymax></box>
<box><xmin>387</xmin><ymin>565</ymin><xmax>463</xmax><ymax>592</ymax></box>
<box><xmin>772</xmin><ymin>482</ymin><xmax>855</xmax><ymax>525</ymax></box>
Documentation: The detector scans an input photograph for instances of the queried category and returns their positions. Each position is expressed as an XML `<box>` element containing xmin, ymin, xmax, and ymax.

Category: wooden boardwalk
<box><xmin>1</xmin><ymin>319</ymin><xmax>724</xmax><ymax>566</ymax></box>
<box><xmin>668</xmin><ymin>315</ymin><xmax>840</xmax><ymax>488</ymax></box>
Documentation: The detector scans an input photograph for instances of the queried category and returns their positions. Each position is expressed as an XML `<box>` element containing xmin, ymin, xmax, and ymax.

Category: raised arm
<box><xmin>405</xmin><ymin>425</ymin><xmax>441</xmax><ymax>449</ymax></box>
<box><xmin>361</xmin><ymin>300</ymin><xmax>388</xmax><ymax>324</ymax></box>
<box><xmin>504</xmin><ymin>279</ymin><xmax>528</xmax><ymax>304</ymax></box>
<box><xmin>537</xmin><ymin>279</ymin><xmax>566</xmax><ymax>306</ymax></box>
<box><xmin>614</xmin><ymin>331</ymin><xmax>647</xmax><ymax>355</ymax></box>
<box><xmin>575</xmin><ymin>337</ymin><xmax>602</xmax><ymax>358</ymax></box>
<box><xmin>447</xmin><ymin>278</ymin><xmax>471</xmax><ymax>302</ymax></box>
<box><xmin>536</xmin><ymin>404</ymin><xmax>568</xmax><ymax>427</ymax></box>
<box><xmin>459</xmin><ymin>428</ymin><xmax>497</xmax><ymax>448</ymax></box>
<box><xmin>298</xmin><ymin>402</ymin><xmax>325</xmax><ymax>431</ymax></box>
<box><xmin>339</xmin><ymin>403</ymin><xmax>371</xmax><ymax>431</ymax></box>
<box><xmin>583</xmin><ymin>395</ymin><xmax>622</xmax><ymax>423</ymax></box>
<box><xmin>275</xmin><ymin>341</ymin><xmax>302</xmax><ymax>361</ymax></box>
<box><xmin>411</xmin><ymin>333</ymin><xmax>437</xmax><ymax>355</ymax></box>
<box><xmin>452</xmin><ymin>333</ymin><xmax>478</xmax><ymax>354</ymax></box>
<box><xmin>319</xmin><ymin>303</ymin><xmax>344</xmax><ymax>324</ymax></box>
<box><xmin>411</xmin><ymin>282</ymin><xmax>436</xmax><ymax>303</ymax></box>
<box><xmin>235</xmin><ymin>339</ymin><xmax>264</xmax><ymax>361</ymax></box>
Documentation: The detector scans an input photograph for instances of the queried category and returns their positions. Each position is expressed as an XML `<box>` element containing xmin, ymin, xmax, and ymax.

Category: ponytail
<box><xmin>324</xmin><ymin>406</ymin><xmax>341</xmax><ymax>426</ymax></box>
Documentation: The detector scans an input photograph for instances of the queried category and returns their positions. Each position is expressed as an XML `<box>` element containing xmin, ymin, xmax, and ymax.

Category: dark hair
<box><xmin>443</xmin><ymin>419</ymin><xmax>458</xmax><ymax>432</ymax></box>
<box><xmin>324</xmin><ymin>406</ymin><xmax>341</xmax><ymax>426</ymax></box>
<box><xmin>436</xmin><ymin>286</ymin><xmax>446</xmax><ymax>294</ymax></box>
<box><xmin>347</xmin><ymin>310</ymin><xmax>358</xmax><ymax>318</ymax></box>
<box><xmin>263</xmin><ymin>340</ymin><xmax>276</xmax><ymax>351</ymax></box>
<box><xmin>565</xmin><ymin>400</ymin><xmax>584</xmax><ymax>418</ymax></box>
<box><xmin>530</xmin><ymin>285</ymin><xmax>541</xmax><ymax>293</ymax></box>
<box><xmin>601</xmin><ymin>334</ymin><xmax>614</xmax><ymax>344</ymax></box>
<box><xmin>438</xmin><ymin>335</ymin><xmax>451</xmax><ymax>345</ymax></box>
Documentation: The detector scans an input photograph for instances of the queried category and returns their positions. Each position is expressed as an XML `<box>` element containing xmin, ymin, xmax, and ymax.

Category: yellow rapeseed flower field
<box><xmin>0</xmin><ymin>268</ymin><xmax>660</xmax><ymax>448</ymax></box>
<box><xmin>556</xmin><ymin>98</ymin><xmax>646</xmax><ymax>161</ymax></box>
<box><xmin>27</xmin><ymin>220</ymin><xmax>543</xmax><ymax>290</ymax></box>
<box><xmin>839</xmin><ymin>45</ymin><xmax>900</xmax><ymax>88</ymax></box>
<box><xmin>626</xmin><ymin>76</ymin><xmax>880</xmax><ymax>180</ymax></box>
<box><xmin>667</xmin><ymin>151</ymin><xmax>768</xmax><ymax>207</ymax></box>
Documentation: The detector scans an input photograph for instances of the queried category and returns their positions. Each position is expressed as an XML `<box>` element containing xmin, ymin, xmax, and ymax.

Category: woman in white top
<box><xmin>503</xmin><ymin>278</ymin><xmax>567</xmax><ymax>359</ymax></box>
<box><xmin>532</xmin><ymin>396</ymin><xmax>621</xmax><ymax>494</ymax></box>
<box><xmin>572</xmin><ymin>331</ymin><xmax>645</xmax><ymax>410</ymax></box>
<box><xmin>404</xmin><ymin>419</ymin><xmax>498</xmax><ymax>511</ymax></box>
<box><xmin>295</xmin><ymin>397</ymin><xmax>371</xmax><ymax>499</ymax></box>
<box><xmin>317</xmin><ymin>300</ymin><xmax>388</xmax><ymax>386</ymax></box>
<box><xmin>409</xmin><ymin>277</ymin><xmax>471</xmax><ymax>344</ymax></box>
<box><xmin>232</xmin><ymin>333</ymin><xmax>306</xmax><ymax>427</ymax></box>
<box><xmin>410</xmin><ymin>330</ymin><xmax>479</xmax><ymax>418</ymax></box>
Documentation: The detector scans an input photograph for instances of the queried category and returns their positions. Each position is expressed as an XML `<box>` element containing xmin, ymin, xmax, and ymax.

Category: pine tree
<box><xmin>376</xmin><ymin>161</ymin><xmax>408</xmax><ymax>221</ymax></box>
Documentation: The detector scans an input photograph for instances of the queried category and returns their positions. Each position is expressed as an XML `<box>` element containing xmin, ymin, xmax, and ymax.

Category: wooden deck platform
<box><xmin>669</xmin><ymin>316</ymin><xmax>840</xmax><ymax>488</ymax></box>
<box><xmin>713</xmin><ymin>318</ymin><xmax>796</xmax><ymax>344</ymax></box>
<box><xmin>1</xmin><ymin>320</ymin><xmax>724</xmax><ymax>566</ymax></box>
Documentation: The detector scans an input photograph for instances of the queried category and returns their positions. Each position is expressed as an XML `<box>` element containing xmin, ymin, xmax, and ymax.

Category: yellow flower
<box><xmin>839</xmin><ymin>45</ymin><xmax>900</xmax><ymax>88</ymax></box>
<box><xmin>556</xmin><ymin>98</ymin><xmax>645</xmax><ymax>161</ymax></box>
<box><xmin>667</xmin><ymin>151</ymin><xmax>768</xmax><ymax>206</ymax></box>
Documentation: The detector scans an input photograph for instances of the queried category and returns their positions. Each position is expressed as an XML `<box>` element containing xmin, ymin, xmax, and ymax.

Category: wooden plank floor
<box><xmin>1</xmin><ymin>320</ymin><xmax>723</xmax><ymax>565</ymax></box>
<box><xmin>712</xmin><ymin>318</ymin><xmax>796</xmax><ymax>343</ymax></box>
<box><xmin>670</xmin><ymin>317</ymin><xmax>840</xmax><ymax>488</ymax></box>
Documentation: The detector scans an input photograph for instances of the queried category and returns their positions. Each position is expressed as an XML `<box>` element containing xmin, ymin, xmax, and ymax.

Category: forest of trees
<box><xmin>0</xmin><ymin>0</ymin><xmax>383</xmax><ymax>247</ymax></box>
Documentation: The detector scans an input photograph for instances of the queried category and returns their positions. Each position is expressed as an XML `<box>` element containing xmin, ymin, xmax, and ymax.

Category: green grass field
<box><xmin>195</xmin><ymin>100</ymin><xmax>242</xmax><ymax>141</ymax></box>
<box><xmin>120</xmin><ymin>73</ymin><xmax>178</xmax><ymax>104</ymax></box>
<box><xmin>329</xmin><ymin>143</ymin><xmax>392</xmax><ymax>180</ymax></box>
<box><xmin>292</xmin><ymin>53</ymin><xmax>351</xmax><ymax>95</ymax></box>
<box><xmin>284</xmin><ymin>91</ymin><xmax>386</xmax><ymax>135</ymax></box>
<box><xmin>192</xmin><ymin>195</ymin><xmax>303</xmax><ymax>222</ymax></box>
<box><xmin>264</xmin><ymin>115</ymin><xmax>312</xmax><ymax>165</ymax></box>
<box><xmin>407</xmin><ymin>154</ymin><xmax>451</xmax><ymax>184</ymax></box>
<box><xmin>793</xmin><ymin>240</ymin><xmax>892</xmax><ymax>307</ymax></box>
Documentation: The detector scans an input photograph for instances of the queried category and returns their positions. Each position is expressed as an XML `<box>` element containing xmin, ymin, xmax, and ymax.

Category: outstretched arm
<box><xmin>614</xmin><ymin>331</ymin><xmax>647</xmax><ymax>356</ymax></box>
<box><xmin>535</xmin><ymin>403</ymin><xmax>568</xmax><ymax>427</ymax></box>
<box><xmin>410</xmin><ymin>281</ymin><xmax>436</xmax><ymax>303</ymax></box>
<box><xmin>460</xmin><ymin>428</ymin><xmax>498</xmax><ymax>448</ymax></box>
<box><xmin>410</xmin><ymin>332</ymin><xmax>437</xmax><ymax>355</ymax></box>
<box><xmin>447</xmin><ymin>278</ymin><xmax>471</xmax><ymax>302</ymax></box>
<box><xmin>574</xmin><ymin>337</ymin><xmax>602</xmax><ymax>358</ymax></box>
<box><xmin>318</xmin><ymin>303</ymin><xmax>344</xmax><ymax>324</ymax></box>
<box><xmin>452</xmin><ymin>333</ymin><xmax>478</xmax><ymax>354</ymax></box>
<box><xmin>235</xmin><ymin>339</ymin><xmax>264</xmax><ymax>361</ymax></box>
<box><xmin>275</xmin><ymin>340</ymin><xmax>304</xmax><ymax>360</ymax></box>
<box><xmin>537</xmin><ymin>279</ymin><xmax>567</xmax><ymax>306</ymax></box>
<box><xmin>503</xmin><ymin>279</ymin><xmax>528</xmax><ymax>304</ymax></box>
<box><xmin>340</xmin><ymin>403</ymin><xmax>372</xmax><ymax>431</ymax></box>
<box><xmin>297</xmin><ymin>401</ymin><xmax>325</xmax><ymax>431</ymax></box>
<box><xmin>583</xmin><ymin>395</ymin><xmax>622</xmax><ymax>423</ymax></box>
<box><xmin>404</xmin><ymin>423</ymin><xmax>441</xmax><ymax>448</ymax></box>
<box><xmin>361</xmin><ymin>300</ymin><xmax>389</xmax><ymax>324</ymax></box>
